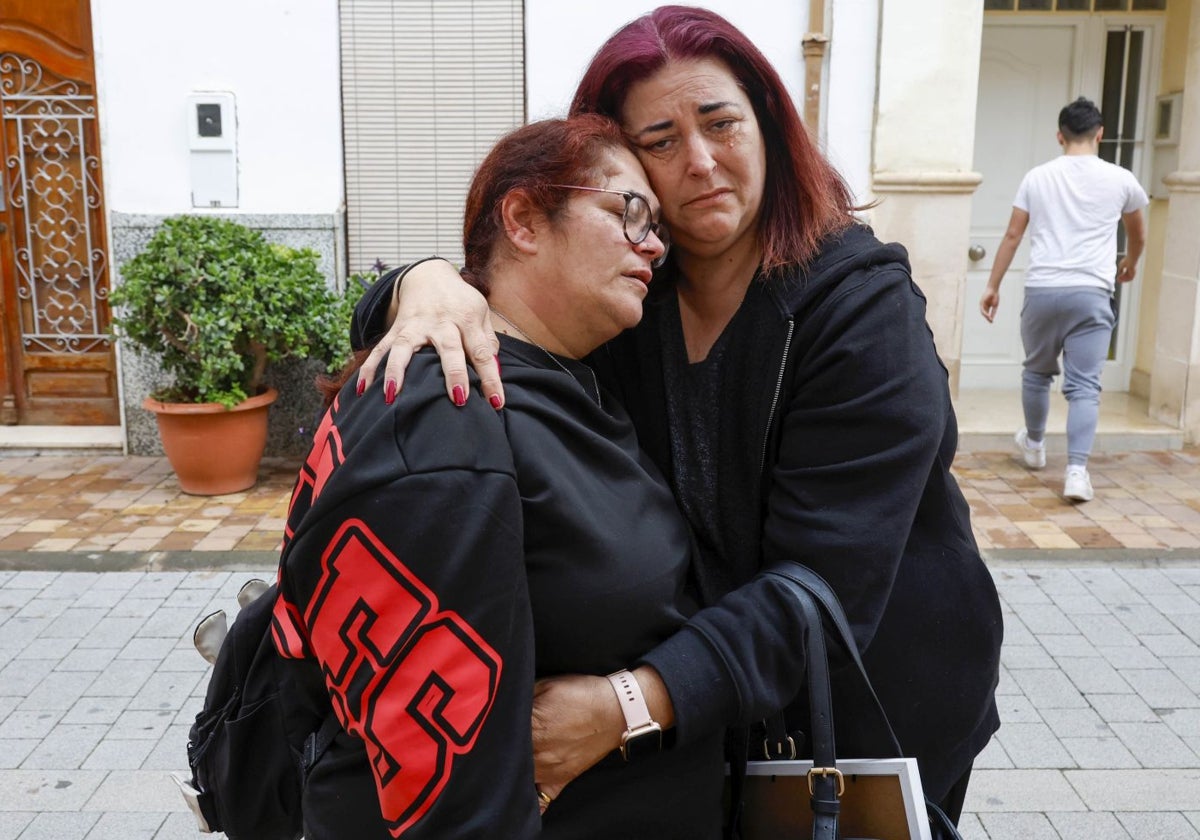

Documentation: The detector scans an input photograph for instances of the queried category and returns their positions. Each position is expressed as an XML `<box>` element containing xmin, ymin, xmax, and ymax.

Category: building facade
<box><xmin>1</xmin><ymin>0</ymin><xmax>1197</xmax><ymax>454</ymax></box>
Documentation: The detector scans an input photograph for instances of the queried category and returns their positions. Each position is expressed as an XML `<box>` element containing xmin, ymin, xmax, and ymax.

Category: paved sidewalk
<box><xmin>0</xmin><ymin>569</ymin><xmax>272</xmax><ymax>840</ymax></box>
<box><xmin>6</xmin><ymin>450</ymin><xmax>1200</xmax><ymax>556</ymax></box>
<box><xmin>1</xmin><ymin>565</ymin><xmax>1197</xmax><ymax>839</ymax></box>
<box><xmin>960</xmin><ymin>565</ymin><xmax>1200</xmax><ymax>839</ymax></box>
<box><xmin>0</xmin><ymin>457</ymin><xmax>294</xmax><ymax>556</ymax></box>
<box><xmin>1</xmin><ymin>454</ymin><xmax>1199</xmax><ymax>839</ymax></box>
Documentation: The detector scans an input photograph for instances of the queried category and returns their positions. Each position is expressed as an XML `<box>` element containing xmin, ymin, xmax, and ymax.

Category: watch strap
<box><xmin>606</xmin><ymin>669</ymin><xmax>655</xmax><ymax>732</ymax></box>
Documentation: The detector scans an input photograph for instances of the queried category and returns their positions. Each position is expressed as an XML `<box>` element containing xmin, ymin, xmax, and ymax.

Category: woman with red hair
<box><xmin>279</xmin><ymin>115</ymin><xmax>726</xmax><ymax>839</ymax></box>
<box><xmin>353</xmin><ymin>5</ymin><xmax>1002</xmax><ymax>830</ymax></box>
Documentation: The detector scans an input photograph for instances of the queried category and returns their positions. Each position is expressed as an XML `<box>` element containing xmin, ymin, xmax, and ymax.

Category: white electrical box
<box><xmin>187</xmin><ymin>92</ymin><xmax>238</xmax><ymax>208</ymax></box>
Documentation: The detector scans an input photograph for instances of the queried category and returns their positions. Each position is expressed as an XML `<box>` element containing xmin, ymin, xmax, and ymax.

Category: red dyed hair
<box><xmin>571</xmin><ymin>5</ymin><xmax>854</xmax><ymax>273</ymax></box>
<box><xmin>317</xmin><ymin>115</ymin><xmax>628</xmax><ymax>405</ymax></box>
<box><xmin>462</xmin><ymin>114</ymin><xmax>629</xmax><ymax>294</ymax></box>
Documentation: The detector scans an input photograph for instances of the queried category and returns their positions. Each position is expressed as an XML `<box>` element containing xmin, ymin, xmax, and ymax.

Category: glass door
<box><xmin>1098</xmin><ymin>24</ymin><xmax>1150</xmax><ymax>362</ymax></box>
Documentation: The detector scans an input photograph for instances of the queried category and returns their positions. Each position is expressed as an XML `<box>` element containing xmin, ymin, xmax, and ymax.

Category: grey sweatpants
<box><xmin>1020</xmin><ymin>286</ymin><xmax>1115</xmax><ymax>467</ymax></box>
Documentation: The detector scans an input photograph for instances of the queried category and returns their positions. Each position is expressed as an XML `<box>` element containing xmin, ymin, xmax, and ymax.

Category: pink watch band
<box><xmin>606</xmin><ymin>669</ymin><xmax>655</xmax><ymax>734</ymax></box>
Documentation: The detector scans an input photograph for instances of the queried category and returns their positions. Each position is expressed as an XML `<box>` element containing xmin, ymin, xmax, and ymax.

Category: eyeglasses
<box><xmin>548</xmin><ymin>185</ymin><xmax>671</xmax><ymax>268</ymax></box>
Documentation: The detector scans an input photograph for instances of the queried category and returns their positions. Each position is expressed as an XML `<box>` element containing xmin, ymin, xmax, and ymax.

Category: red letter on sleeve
<box><xmin>305</xmin><ymin>520</ymin><xmax>502</xmax><ymax>836</ymax></box>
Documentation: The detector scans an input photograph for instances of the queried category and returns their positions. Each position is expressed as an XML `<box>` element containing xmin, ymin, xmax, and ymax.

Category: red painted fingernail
<box><xmin>356</xmin><ymin>379</ymin><xmax>366</xmax><ymax>397</ymax></box>
<box><xmin>489</xmin><ymin>394</ymin><xmax>503</xmax><ymax>410</ymax></box>
<box><xmin>384</xmin><ymin>381</ymin><xmax>397</xmax><ymax>405</ymax></box>
<box><xmin>453</xmin><ymin>385</ymin><xmax>467</xmax><ymax>406</ymax></box>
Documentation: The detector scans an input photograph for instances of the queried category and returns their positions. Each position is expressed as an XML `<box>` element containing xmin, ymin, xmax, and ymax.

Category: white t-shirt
<box><xmin>1013</xmin><ymin>154</ymin><xmax>1148</xmax><ymax>292</ymax></box>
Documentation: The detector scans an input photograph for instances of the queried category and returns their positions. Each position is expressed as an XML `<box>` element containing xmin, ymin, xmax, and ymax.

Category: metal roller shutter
<box><xmin>340</xmin><ymin>0</ymin><xmax>525</xmax><ymax>271</ymax></box>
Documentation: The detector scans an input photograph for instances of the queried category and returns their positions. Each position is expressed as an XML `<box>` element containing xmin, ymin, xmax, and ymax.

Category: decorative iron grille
<box><xmin>1</xmin><ymin>52</ymin><xmax>110</xmax><ymax>354</ymax></box>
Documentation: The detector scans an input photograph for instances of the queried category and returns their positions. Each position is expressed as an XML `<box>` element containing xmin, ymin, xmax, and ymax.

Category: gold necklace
<box><xmin>489</xmin><ymin>307</ymin><xmax>601</xmax><ymax>409</ymax></box>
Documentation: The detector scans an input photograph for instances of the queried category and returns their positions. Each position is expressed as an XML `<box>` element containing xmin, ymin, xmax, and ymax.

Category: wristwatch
<box><xmin>606</xmin><ymin>670</ymin><xmax>663</xmax><ymax>761</ymax></box>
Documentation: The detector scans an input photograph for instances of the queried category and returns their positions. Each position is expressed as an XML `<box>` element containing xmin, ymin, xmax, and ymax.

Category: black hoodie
<box><xmin>351</xmin><ymin>225</ymin><xmax>1003</xmax><ymax>804</ymax></box>
<box><xmin>592</xmin><ymin>224</ymin><xmax>1003</xmax><ymax>801</ymax></box>
<box><xmin>277</xmin><ymin>339</ymin><xmax>724</xmax><ymax>839</ymax></box>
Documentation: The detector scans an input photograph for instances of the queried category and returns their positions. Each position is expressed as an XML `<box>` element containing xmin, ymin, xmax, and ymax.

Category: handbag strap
<box><xmin>791</xmin><ymin>581</ymin><xmax>841</xmax><ymax>840</ymax></box>
<box><xmin>761</xmin><ymin>565</ymin><xmax>965</xmax><ymax>840</ymax></box>
<box><xmin>763</xmin><ymin>565</ymin><xmax>904</xmax><ymax>757</ymax></box>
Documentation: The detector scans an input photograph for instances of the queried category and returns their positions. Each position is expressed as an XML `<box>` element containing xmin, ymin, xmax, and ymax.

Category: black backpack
<box><xmin>175</xmin><ymin>581</ymin><xmax>339</xmax><ymax>839</ymax></box>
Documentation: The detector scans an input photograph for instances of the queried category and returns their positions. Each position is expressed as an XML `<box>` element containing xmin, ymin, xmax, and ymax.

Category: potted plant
<box><xmin>110</xmin><ymin>215</ymin><xmax>356</xmax><ymax>495</ymax></box>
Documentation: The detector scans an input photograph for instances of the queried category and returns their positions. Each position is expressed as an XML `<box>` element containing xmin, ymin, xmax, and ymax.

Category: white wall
<box><xmin>525</xmin><ymin>1</ymin><xmax>807</xmax><ymax>119</ymax></box>
<box><xmin>525</xmin><ymin>0</ymin><xmax>881</xmax><ymax>206</ymax></box>
<box><xmin>826</xmin><ymin>0</ymin><xmax>880</xmax><ymax>206</ymax></box>
<box><xmin>91</xmin><ymin>0</ymin><xmax>343</xmax><ymax>215</ymax></box>
<box><xmin>874</xmin><ymin>0</ymin><xmax>982</xmax><ymax>174</ymax></box>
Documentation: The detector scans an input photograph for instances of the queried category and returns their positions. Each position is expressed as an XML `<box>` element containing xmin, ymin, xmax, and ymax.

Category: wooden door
<box><xmin>0</xmin><ymin>0</ymin><xmax>118</xmax><ymax>425</ymax></box>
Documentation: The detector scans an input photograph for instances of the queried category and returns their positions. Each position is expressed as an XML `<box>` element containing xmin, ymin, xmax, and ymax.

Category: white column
<box><xmin>869</xmin><ymin>0</ymin><xmax>984</xmax><ymax>392</ymax></box>
<box><xmin>1150</xmin><ymin>1</ymin><xmax>1200</xmax><ymax>439</ymax></box>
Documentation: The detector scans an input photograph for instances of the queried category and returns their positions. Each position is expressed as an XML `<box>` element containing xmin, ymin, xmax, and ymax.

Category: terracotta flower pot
<box><xmin>143</xmin><ymin>387</ymin><xmax>279</xmax><ymax>496</ymax></box>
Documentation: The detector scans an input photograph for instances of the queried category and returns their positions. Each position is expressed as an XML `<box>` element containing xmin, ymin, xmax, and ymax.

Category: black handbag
<box><xmin>728</xmin><ymin>564</ymin><xmax>964</xmax><ymax>840</ymax></box>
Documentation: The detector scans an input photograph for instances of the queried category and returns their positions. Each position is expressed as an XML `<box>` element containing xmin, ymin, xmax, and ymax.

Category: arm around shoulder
<box><xmin>351</xmin><ymin>258</ymin><xmax>453</xmax><ymax>351</ymax></box>
<box><xmin>352</xmin><ymin>258</ymin><xmax>504</xmax><ymax>409</ymax></box>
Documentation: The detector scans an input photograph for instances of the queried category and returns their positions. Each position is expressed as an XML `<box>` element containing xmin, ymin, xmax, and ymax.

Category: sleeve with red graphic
<box><xmin>273</xmin><ymin>377</ymin><xmax>539</xmax><ymax>839</ymax></box>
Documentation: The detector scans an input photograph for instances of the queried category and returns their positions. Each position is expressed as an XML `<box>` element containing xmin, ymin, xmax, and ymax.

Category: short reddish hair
<box><xmin>571</xmin><ymin>5</ymin><xmax>853</xmax><ymax>273</ymax></box>
<box><xmin>462</xmin><ymin>115</ymin><xmax>629</xmax><ymax>294</ymax></box>
<box><xmin>317</xmin><ymin>116</ymin><xmax>628</xmax><ymax>406</ymax></box>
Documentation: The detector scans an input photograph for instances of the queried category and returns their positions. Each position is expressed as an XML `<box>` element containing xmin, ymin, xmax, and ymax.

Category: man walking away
<box><xmin>980</xmin><ymin>96</ymin><xmax>1148</xmax><ymax>503</ymax></box>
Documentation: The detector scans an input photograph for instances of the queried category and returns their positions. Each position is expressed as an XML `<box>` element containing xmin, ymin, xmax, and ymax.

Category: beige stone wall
<box><xmin>870</xmin><ymin>0</ymin><xmax>985</xmax><ymax>394</ymax></box>
<box><xmin>1149</xmin><ymin>0</ymin><xmax>1200</xmax><ymax>438</ymax></box>
<box><xmin>1133</xmin><ymin>200</ymin><xmax>1169</xmax><ymax>397</ymax></box>
<box><xmin>1134</xmin><ymin>0</ymin><xmax>1195</xmax><ymax>395</ymax></box>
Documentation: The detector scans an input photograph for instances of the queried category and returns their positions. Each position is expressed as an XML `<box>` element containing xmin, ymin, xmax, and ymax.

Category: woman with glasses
<box><xmin>351</xmin><ymin>5</ymin><xmax>1002</xmax><ymax>832</ymax></box>
<box><xmin>274</xmin><ymin>115</ymin><xmax>720</xmax><ymax>840</ymax></box>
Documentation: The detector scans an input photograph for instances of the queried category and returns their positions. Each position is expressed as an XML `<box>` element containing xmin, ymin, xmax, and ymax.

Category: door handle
<box><xmin>968</xmin><ymin>244</ymin><xmax>986</xmax><ymax>261</ymax></box>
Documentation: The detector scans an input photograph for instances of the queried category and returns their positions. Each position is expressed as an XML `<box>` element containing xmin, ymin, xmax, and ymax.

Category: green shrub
<box><xmin>111</xmin><ymin>215</ymin><xmax>359</xmax><ymax>407</ymax></box>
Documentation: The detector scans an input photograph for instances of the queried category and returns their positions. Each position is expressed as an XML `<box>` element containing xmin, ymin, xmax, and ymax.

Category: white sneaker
<box><xmin>1063</xmin><ymin>466</ymin><xmax>1094</xmax><ymax>502</ymax></box>
<box><xmin>1014</xmin><ymin>428</ymin><xmax>1046</xmax><ymax>470</ymax></box>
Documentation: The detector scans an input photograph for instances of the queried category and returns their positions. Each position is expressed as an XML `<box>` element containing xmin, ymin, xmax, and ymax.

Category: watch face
<box><xmin>620</xmin><ymin>725</ymin><xmax>663</xmax><ymax>761</ymax></box>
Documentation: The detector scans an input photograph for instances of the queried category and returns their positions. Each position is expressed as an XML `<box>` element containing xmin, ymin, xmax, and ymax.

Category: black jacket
<box><xmin>592</xmin><ymin>224</ymin><xmax>1003</xmax><ymax>800</ymax></box>
<box><xmin>275</xmin><ymin>339</ymin><xmax>723</xmax><ymax>839</ymax></box>
<box><xmin>352</xmin><ymin>227</ymin><xmax>1003</xmax><ymax>802</ymax></box>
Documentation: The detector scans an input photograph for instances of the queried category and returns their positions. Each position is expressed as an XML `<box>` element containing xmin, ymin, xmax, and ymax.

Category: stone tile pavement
<box><xmin>7</xmin><ymin>450</ymin><xmax>1200</xmax><ymax>556</ymax></box>
<box><xmin>0</xmin><ymin>569</ymin><xmax>269</xmax><ymax>839</ymax></box>
<box><xmin>0</xmin><ymin>457</ymin><xmax>294</xmax><ymax>556</ymax></box>
<box><xmin>958</xmin><ymin>565</ymin><xmax>1200</xmax><ymax>839</ymax></box>
<box><xmin>955</xmin><ymin>449</ymin><xmax>1200</xmax><ymax>552</ymax></box>
<box><xmin>1</xmin><ymin>565</ymin><xmax>1198</xmax><ymax>838</ymax></box>
<box><xmin>2</xmin><ymin>453</ymin><xmax>1200</xmax><ymax>838</ymax></box>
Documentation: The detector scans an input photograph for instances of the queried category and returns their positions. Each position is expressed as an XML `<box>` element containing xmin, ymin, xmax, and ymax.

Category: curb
<box><xmin>0</xmin><ymin>550</ymin><xmax>278</xmax><ymax>573</ymax></box>
<box><xmin>3</xmin><ymin>548</ymin><xmax>1200</xmax><ymax>573</ymax></box>
<box><xmin>983</xmin><ymin>548</ymin><xmax>1200</xmax><ymax>567</ymax></box>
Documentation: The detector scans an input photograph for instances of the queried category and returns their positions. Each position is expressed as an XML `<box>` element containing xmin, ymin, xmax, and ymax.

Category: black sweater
<box><xmin>353</xmin><ymin>226</ymin><xmax>1003</xmax><ymax>802</ymax></box>
<box><xmin>275</xmin><ymin>338</ymin><xmax>723</xmax><ymax>839</ymax></box>
<box><xmin>592</xmin><ymin>224</ymin><xmax>1003</xmax><ymax>800</ymax></box>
